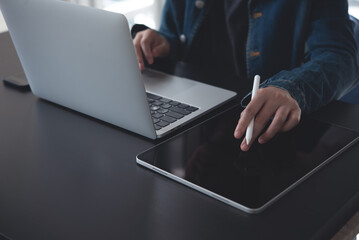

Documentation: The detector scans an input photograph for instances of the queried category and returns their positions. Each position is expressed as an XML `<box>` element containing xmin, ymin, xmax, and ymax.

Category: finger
<box><xmin>280</xmin><ymin>109</ymin><xmax>301</xmax><ymax>132</ymax></box>
<box><xmin>258</xmin><ymin>107</ymin><xmax>289</xmax><ymax>144</ymax></box>
<box><xmin>133</xmin><ymin>35</ymin><xmax>145</xmax><ymax>71</ymax></box>
<box><xmin>140</xmin><ymin>37</ymin><xmax>154</xmax><ymax>65</ymax></box>
<box><xmin>240</xmin><ymin>137</ymin><xmax>249</xmax><ymax>151</ymax></box>
<box><xmin>240</xmin><ymin>102</ymin><xmax>278</xmax><ymax>151</ymax></box>
<box><xmin>152</xmin><ymin>41</ymin><xmax>169</xmax><ymax>58</ymax></box>
<box><xmin>234</xmin><ymin>89</ymin><xmax>266</xmax><ymax>139</ymax></box>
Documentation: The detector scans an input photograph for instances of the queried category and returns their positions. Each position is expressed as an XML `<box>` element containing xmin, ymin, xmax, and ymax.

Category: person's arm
<box><xmin>257</xmin><ymin>0</ymin><xmax>359</xmax><ymax>114</ymax></box>
<box><xmin>132</xmin><ymin>1</ymin><xmax>184</xmax><ymax>70</ymax></box>
<box><xmin>133</xmin><ymin>28</ymin><xmax>170</xmax><ymax>71</ymax></box>
<box><xmin>235</xmin><ymin>0</ymin><xmax>359</xmax><ymax>151</ymax></box>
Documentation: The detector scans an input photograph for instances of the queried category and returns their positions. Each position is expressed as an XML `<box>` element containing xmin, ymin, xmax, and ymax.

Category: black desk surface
<box><xmin>0</xmin><ymin>31</ymin><xmax>358</xmax><ymax>240</ymax></box>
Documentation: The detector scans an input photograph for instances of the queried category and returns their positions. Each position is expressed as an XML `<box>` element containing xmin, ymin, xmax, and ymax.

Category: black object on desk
<box><xmin>2</xmin><ymin>72</ymin><xmax>30</xmax><ymax>89</ymax></box>
<box><xmin>137</xmin><ymin>105</ymin><xmax>359</xmax><ymax>213</ymax></box>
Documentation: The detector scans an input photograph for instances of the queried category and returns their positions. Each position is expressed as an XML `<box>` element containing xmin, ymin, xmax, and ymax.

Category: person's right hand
<box><xmin>133</xmin><ymin>29</ymin><xmax>170</xmax><ymax>71</ymax></box>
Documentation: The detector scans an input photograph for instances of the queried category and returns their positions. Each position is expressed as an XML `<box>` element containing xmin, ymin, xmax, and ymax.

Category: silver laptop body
<box><xmin>0</xmin><ymin>0</ymin><xmax>237</xmax><ymax>139</ymax></box>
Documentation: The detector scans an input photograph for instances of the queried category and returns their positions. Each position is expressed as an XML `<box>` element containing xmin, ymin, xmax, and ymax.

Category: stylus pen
<box><xmin>245</xmin><ymin>75</ymin><xmax>260</xmax><ymax>145</ymax></box>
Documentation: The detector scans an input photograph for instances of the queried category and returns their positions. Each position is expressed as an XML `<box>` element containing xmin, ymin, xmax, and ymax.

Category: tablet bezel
<box><xmin>136</xmin><ymin>106</ymin><xmax>359</xmax><ymax>214</ymax></box>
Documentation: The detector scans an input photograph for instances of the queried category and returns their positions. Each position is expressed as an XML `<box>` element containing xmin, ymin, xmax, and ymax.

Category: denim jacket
<box><xmin>157</xmin><ymin>0</ymin><xmax>359</xmax><ymax>113</ymax></box>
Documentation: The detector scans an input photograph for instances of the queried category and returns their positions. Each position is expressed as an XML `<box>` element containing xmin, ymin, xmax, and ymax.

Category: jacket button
<box><xmin>195</xmin><ymin>0</ymin><xmax>205</xmax><ymax>9</ymax></box>
<box><xmin>180</xmin><ymin>34</ymin><xmax>187</xmax><ymax>43</ymax></box>
<box><xmin>250</xmin><ymin>51</ymin><xmax>260</xmax><ymax>57</ymax></box>
<box><xmin>253</xmin><ymin>12</ymin><xmax>262</xmax><ymax>19</ymax></box>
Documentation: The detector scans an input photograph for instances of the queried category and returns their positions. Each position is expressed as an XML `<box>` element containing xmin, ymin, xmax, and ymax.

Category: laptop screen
<box><xmin>137</xmin><ymin>105</ymin><xmax>359</xmax><ymax>212</ymax></box>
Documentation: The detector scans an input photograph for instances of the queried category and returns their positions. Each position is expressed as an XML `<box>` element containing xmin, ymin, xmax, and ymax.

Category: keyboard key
<box><xmin>156</xmin><ymin>121</ymin><xmax>169</xmax><ymax>128</ymax></box>
<box><xmin>146</xmin><ymin>92</ymin><xmax>198</xmax><ymax>130</ymax></box>
<box><xmin>171</xmin><ymin>107</ymin><xmax>191</xmax><ymax>115</ymax></box>
<box><xmin>152</xmin><ymin>118</ymin><xmax>160</xmax><ymax>124</ymax></box>
<box><xmin>157</xmin><ymin>108</ymin><xmax>169</xmax><ymax>114</ymax></box>
<box><xmin>161</xmin><ymin>115</ymin><xmax>176</xmax><ymax>123</ymax></box>
<box><xmin>152</xmin><ymin>113</ymin><xmax>163</xmax><ymax>119</ymax></box>
<box><xmin>186</xmin><ymin>106</ymin><xmax>199</xmax><ymax>112</ymax></box>
<box><xmin>178</xmin><ymin>103</ymin><xmax>189</xmax><ymax>108</ymax></box>
<box><xmin>166</xmin><ymin>111</ymin><xmax>184</xmax><ymax>119</ymax></box>
<box><xmin>152</xmin><ymin>101</ymin><xmax>163</xmax><ymax>106</ymax></box>
<box><xmin>161</xmin><ymin>103</ymin><xmax>172</xmax><ymax>109</ymax></box>
<box><xmin>150</xmin><ymin>106</ymin><xmax>160</xmax><ymax>111</ymax></box>
<box><xmin>146</xmin><ymin>92</ymin><xmax>161</xmax><ymax>100</ymax></box>
<box><xmin>170</xmin><ymin>101</ymin><xmax>180</xmax><ymax>106</ymax></box>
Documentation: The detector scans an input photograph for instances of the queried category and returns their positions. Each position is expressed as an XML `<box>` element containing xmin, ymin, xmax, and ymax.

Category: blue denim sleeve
<box><xmin>243</xmin><ymin>0</ymin><xmax>359</xmax><ymax>114</ymax></box>
<box><xmin>158</xmin><ymin>0</ymin><xmax>183</xmax><ymax>61</ymax></box>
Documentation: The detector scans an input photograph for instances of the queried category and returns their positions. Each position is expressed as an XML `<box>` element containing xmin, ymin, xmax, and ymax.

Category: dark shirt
<box><xmin>157</xmin><ymin>0</ymin><xmax>358</xmax><ymax>113</ymax></box>
<box><xmin>185</xmin><ymin>1</ymin><xmax>248</xmax><ymax>81</ymax></box>
<box><xmin>186</xmin><ymin>1</ymin><xmax>234</xmax><ymax>74</ymax></box>
<box><xmin>224</xmin><ymin>0</ymin><xmax>248</xmax><ymax>80</ymax></box>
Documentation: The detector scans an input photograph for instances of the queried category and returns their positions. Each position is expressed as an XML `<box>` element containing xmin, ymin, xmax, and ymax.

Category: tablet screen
<box><xmin>137</xmin><ymin>105</ymin><xmax>359</xmax><ymax>213</ymax></box>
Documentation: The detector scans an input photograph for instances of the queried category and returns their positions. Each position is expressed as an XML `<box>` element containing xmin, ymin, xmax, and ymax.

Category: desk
<box><xmin>0</xmin><ymin>31</ymin><xmax>358</xmax><ymax>240</ymax></box>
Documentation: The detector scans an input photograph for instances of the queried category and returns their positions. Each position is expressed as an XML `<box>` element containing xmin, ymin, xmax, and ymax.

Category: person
<box><xmin>132</xmin><ymin>0</ymin><xmax>359</xmax><ymax>151</ymax></box>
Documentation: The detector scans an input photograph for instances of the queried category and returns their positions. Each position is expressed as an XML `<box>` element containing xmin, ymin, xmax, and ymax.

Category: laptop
<box><xmin>0</xmin><ymin>0</ymin><xmax>237</xmax><ymax>139</ymax></box>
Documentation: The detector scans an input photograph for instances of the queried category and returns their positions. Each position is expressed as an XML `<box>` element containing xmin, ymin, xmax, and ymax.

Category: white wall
<box><xmin>65</xmin><ymin>0</ymin><xmax>165</xmax><ymax>29</ymax></box>
<box><xmin>2</xmin><ymin>1</ymin><xmax>358</xmax><ymax>34</ymax></box>
<box><xmin>0</xmin><ymin>0</ymin><xmax>165</xmax><ymax>33</ymax></box>
<box><xmin>103</xmin><ymin>0</ymin><xmax>165</xmax><ymax>29</ymax></box>
<box><xmin>0</xmin><ymin>10</ymin><xmax>8</xmax><ymax>33</ymax></box>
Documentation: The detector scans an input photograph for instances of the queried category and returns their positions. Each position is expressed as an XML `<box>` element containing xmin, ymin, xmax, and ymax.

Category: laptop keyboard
<box><xmin>146</xmin><ymin>92</ymin><xmax>199</xmax><ymax>130</ymax></box>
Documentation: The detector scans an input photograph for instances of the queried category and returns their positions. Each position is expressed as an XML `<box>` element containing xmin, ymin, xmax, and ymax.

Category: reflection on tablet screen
<box><xmin>137</xmin><ymin>106</ymin><xmax>359</xmax><ymax>213</ymax></box>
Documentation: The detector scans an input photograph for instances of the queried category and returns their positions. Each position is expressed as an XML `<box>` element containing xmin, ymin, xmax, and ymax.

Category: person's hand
<box><xmin>234</xmin><ymin>86</ymin><xmax>301</xmax><ymax>151</ymax></box>
<box><xmin>133</xmin><ymin>29</ymin><xmax>170</xmax><ymax>71</ymax></box>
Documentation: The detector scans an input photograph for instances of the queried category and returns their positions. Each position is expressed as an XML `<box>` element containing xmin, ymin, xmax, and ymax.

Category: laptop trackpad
<box><xmin>142</xmin><ymin>69</ymin><xmax>196</xmax><ymax>98</ymax></box>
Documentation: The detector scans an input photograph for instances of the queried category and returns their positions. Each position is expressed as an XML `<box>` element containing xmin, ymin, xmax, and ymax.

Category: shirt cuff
<box><xmin>130</xmin><ymin>24</ymin><xmax>149</xmax><ymax>38</ymax></box>
<box><xmin>240</xmin><ymin>79</ymin><xmax>306</xmax><ymax>112</ymax></box>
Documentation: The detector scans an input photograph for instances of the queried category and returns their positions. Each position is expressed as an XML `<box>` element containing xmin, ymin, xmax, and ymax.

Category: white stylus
<box><xmin>245</xmin><ymin>75</ymin><xmax>260</xmax><ymax>145</ymax></box>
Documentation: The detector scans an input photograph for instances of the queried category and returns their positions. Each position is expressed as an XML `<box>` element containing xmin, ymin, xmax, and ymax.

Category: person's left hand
<box><xmin>234</xmin><ymin>86</ymin><xmax>301</xmax><ymax>151</ymax></box>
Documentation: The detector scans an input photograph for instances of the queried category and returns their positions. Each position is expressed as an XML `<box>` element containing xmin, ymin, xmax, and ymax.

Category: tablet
<box><xmin>136</xmin><ymin>105</ymin><xmax>359</xmax><ymax>213</ymax></box>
